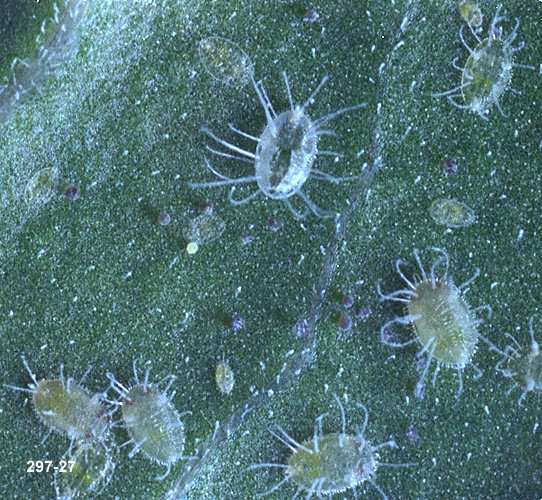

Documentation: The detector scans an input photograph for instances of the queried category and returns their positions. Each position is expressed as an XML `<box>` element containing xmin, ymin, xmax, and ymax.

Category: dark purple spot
<box><xmin>338</xmin><ymin>314</ymin><xmax>352</xmax><ymax>331</ymax></box>
<box><xmin>355</xmin><ymin>307</ymin><xmax>371</xmax><ymax>319</ymax></box>
<box><xmin>241</xmin><ymin>234</ymin><xmax>254</xmax><ymax>245</ymax></box>
<box><xmin>158</xmin><ymin>213</ymin><xmax>171</xmax><ymax>226</ymax></box>
<box><xmin>406</xmin><ymin>426</ymin><xmax>419</xmax><ymax>443</ymax></box>
<box><xmin>199</xmin><ymin>202</ymin><xmax>213</xmax><ymax>214</ymax></box>
<box><xmin>305</xmin><ymin>9</ymin><xmax>319</xmax><ymax>22</ymax></box>
<box><xmin>267</xmin><ymin>218</ymin><xmax>283</xmax><ymax>231</ymax></box>
<box><xmin>231</xmin><ymin>313</ymin><xmax>245</xmax><ymax>332</ymax></box>
<box><xmin>293</xmin><ymin>319</ymin><xmax>308</xmax><ymax>337</ymax></box>
<box><xmin>342</xmin><ymin>295</ymin><xmax>354</xmax><ymax>308</ymax></box>
<box><xmin>63</xmin><ymin>185</ymin><xmax>80</xmax><ymax>200</ymax></box>
<box><xmin>442</xmin><ymin>157</ymin><xmax>458</xmax><ymax>174</ymax></box>
<box><xmin>413</xmin><ymin>353</ymin><xmax>428</xmax><ymax>370</ymax></box>
<box><xmin>382</xmin><ymin>327</ymin><xmax>395</xmax><ymax>342</ymax></box>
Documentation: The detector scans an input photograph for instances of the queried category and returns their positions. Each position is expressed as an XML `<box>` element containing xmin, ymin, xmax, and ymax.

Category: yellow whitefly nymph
<box><xmin>432</xmin><ymin>5</ymin><xmax>533</xmax><ymax>120</ymax></box>
<box><xmin>249</xmin><ymin>394</ymin><xmax>405</xmax><ymax>499</ymax></box>
<box><xmin>6</xmin><ymin>356</ymin><xmax>110</xmax><ymax>445</ymax></box>
<box><xmin>378</xmin><ymin>247</ymin><xmax>491</xmax><ymax>398</ymax></box>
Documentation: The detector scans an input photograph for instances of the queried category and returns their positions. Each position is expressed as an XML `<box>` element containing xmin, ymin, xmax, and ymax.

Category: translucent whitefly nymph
<box><xmin>107</xmin><ymin>361</ymin><xmax>188</xmax><ymax>480</ymax></box>
<box><xmin>215</xmin><ymin>359</ymin><xmax>235</xmax><ymax>395</ymax></box>
<box><xmin>429</xmin><ymin>198</ymin><xmax>476</xmax><ymax>228</ymax></box>
<box><xmin>378</xmin><ymin>248</ymin><xmax>491</xmax><ymax>397</ymax></box>
<box><xmin>458</xmin><ymin>1</ymin><xmax>483</xmax><ymax>29</ymax></box>
<box><xmin>23</xmin><ymin>167</ymin><xmax>60</xmax><ymax>206</ymax></box>
<box><xmin>432</xmin><ymin>5</ymin><xmax>533</xmax><ymax>120</ymax></box>
<box><xmin>249</xmin><ymin>394</ymin><xmax>404</xmax><ymax>500</ymax></box>
<box><xmin>189</xmin><ymin>71</ymin><xmax>366</xmax><ymax>218</ymax></box>
<box><xmin>197</xmin><ymin>36</ymin><xmax>254</xmax><ymax>87</ymax></box>
<box><xmin>5</xmin><ymin>356</ymin><xmax>110</xmax><ymax>445</ymax></box>
<box><xmin>492</xmin><ymin>315</ymin><xmax>542</xmax><ymax>406</ymax></box>
<box><xmin>54</xmin><ymin>433</ymin><xmax>118</xmax><ymax>500</ymax></box>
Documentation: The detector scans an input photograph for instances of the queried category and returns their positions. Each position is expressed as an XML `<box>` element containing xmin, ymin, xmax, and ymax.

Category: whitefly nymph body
<box><xmin>432</xmin><ymin>5</ymin><xmax>533</xmax><ymax>120</ymax></box>
<box><xmin>493</xmin><ymin>315</ymin><xmax>542</xmax><ymax>406</ymax></box>
<box><xmin>5</xmin><ymin>356</ymin><xmax>110</xmax><ymax>446</ymax></box>
<box><xmin>378</xmin><ymin>248</ymin><xmax>490</xmax><ymax>397</ymax></box>
<box><xmin>249</xmin><ymin>394</ymin><xmax>402</xmax><ymax>500</ymax></box>
<box><xmin>189</xmin><ymin>71</ymin><xmax>366</xmax><ymax>218</ymax></box>
<box><xmin>107</xmin><ymin>361</ymin><xmax>188</xmax><ymax>480</ymax></box>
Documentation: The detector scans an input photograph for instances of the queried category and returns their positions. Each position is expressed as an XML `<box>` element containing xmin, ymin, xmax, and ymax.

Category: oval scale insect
<box><xmin>378</xmin><ymin>248</ymin><xmax>491</xmax><ymax>397</ymax></box>
<box><xmin>24</xmin><ymin>167</ymin><xmax>60</xmax><ymax>206</ymax></box>
<box><xmin>215</xmin><ymin>358</ymin><xmax>235</xmax><ymax>395</ymax></box>
<box><xmin>429</xmin><ymin>198</ymin><xmax>475</xmax><ymax>228</ymax></box>
<box><xmin>432</xmin><ymin>5</ymin><xmax>533</xmax><ymax>120</ymax></box>
<box><xmin>107</xmin><ymin>360</ymin><xmax>188</xmax><ymax>480</ymax></box>
<box><xmin>189</xmin><ymin>67</ymin><xmax>366</xmax><ymax>218</ymax></box>
<box><xmin>198</xmin><ymin>36</ymin><xmax>254</xmax><ymax>87</ymax></box>
<box><xmin>493</xmin><ymin>315</ymin><xmax>542</xmax><ymax>406</ymax></box>
<box><xmin>458</xmin><ymin>1</ymin><xmax>483</xmax><ymax>29</ymax></box>
<box><xmin>5</xmin><ymin>356</ymin><xmax>110</xmax><ymax>445</ymax></box>
<box><xmin>249</xmin><ymin>394</ymin><xmax>403</xmax><ymax>500</ymax></box>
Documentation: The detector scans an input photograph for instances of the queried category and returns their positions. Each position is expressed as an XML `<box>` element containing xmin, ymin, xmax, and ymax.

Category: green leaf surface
<box><xmin>1</xmin><ymin>1</ymin><xmax>541</xmax><ymax>499</ymax></box>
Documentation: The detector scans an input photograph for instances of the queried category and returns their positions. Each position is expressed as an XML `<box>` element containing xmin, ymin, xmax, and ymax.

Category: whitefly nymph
<box><xmin>5</xmin><ymin>356</ymin><xmax>110</xmax><ymax>446</ymax></box>
<box><xmin>249</xmin><ymin>394</ymin><xmax>406</xmax><ymax>500</ymax></box>
<box><xmin>189</xmin><ymin>72</ymin><xmax>366</xmax><ymax>218</ymax></box>
<box><xmin>432</xmin><ymin>5</ymin><xmax>533</xmax><ymax>120</ymax></box>
<box><xmin>378</xmin><ymin>248</ymin><xmax>491</xmax><ymax>397</ymax></box>
<box><xmin>492</xmin><ymin>315</ymin><xmax>542</xmax><ymax>406</ymax></box>
<box><xmin>107</xmin><ymin>360</ymin><xmax>189</xmax><ymax>481</ymax></box>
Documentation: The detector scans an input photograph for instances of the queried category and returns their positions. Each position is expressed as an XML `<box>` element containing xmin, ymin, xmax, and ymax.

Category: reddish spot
<box><xmin>413</xmin><ymin>353</ymin><xmax>428</xmax><ymax>370</ymax></box>
<box><xmin>489</xmin><ymin>24</ymin><xmax>502</xmax><ymax>39</ymax></box>
<box><xmin>267</xmin><ymin>218</ymin><xmax>283</xmax><ymax>231</ymax></box>
<box><xmin>158</xmin><ymin>213</ymin><xmax>171</xmax><ymax>226</ymax></box>
<box><xmin>199</xmin><ymin>202</ymin><xmax>213</xmax><ymax>214</ymax></box>
<box><xmin>342</xmin><ymin>295</ymin><xmax>354</xmax><ymax>308</ymax></box>
<box><xmin>305</xmin><ymin>9</ymin><xmax>319</xmax><ymax>22</ymax></box>
<box><xmin>63</xmin><ymin>185</ymin><xmax>80</xmax><ymax>200</ymax></box>
<box><xmin>338</xmin><ymin>314</ymin><xmax>352</xmax><ymax>331</ymax></box>
<box><xmin>382</xmin><ymin>327</ymin><xmax>395</xmax><ymax>342</ymax></box>
<box><xmin>442</xmin><ymin>157</ymin><xmax>458</xmax><ymax>174</ymax></box>
<box><xmin>355</xmin><ymin>307</ymin><xmax>371</xmax><ymax>319</ymax></box>
<box><xmin>406</xmin><ymin>426</ymin><xmax>419</xmax><ymax>443</ymax></box>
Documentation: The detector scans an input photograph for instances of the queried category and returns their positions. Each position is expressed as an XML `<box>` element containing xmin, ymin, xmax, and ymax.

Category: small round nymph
<box><xmin>107</xmin><ymin>361</ymin><xmax>188</xmax><ymax>480</ymax></box>
<box><xmin>249</xmin><ymin>394</ymin><xmax>399</xmax><ymax>499</ymax></box>
<box><xmin>378</xmin><ymin>248</ymin><xmax>489</xmax><ymax>397</ymax></box>
<box><xmin>189</xmin><ymin>70</ymin><xmax>366</xmax><ymax>218</ymax></box>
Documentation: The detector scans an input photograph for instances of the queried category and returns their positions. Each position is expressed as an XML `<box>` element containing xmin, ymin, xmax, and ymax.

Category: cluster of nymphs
<box><xmin>7</xmin><ymin>358</ymin><xmax>188</xmax><ymax>499</ymax></box>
